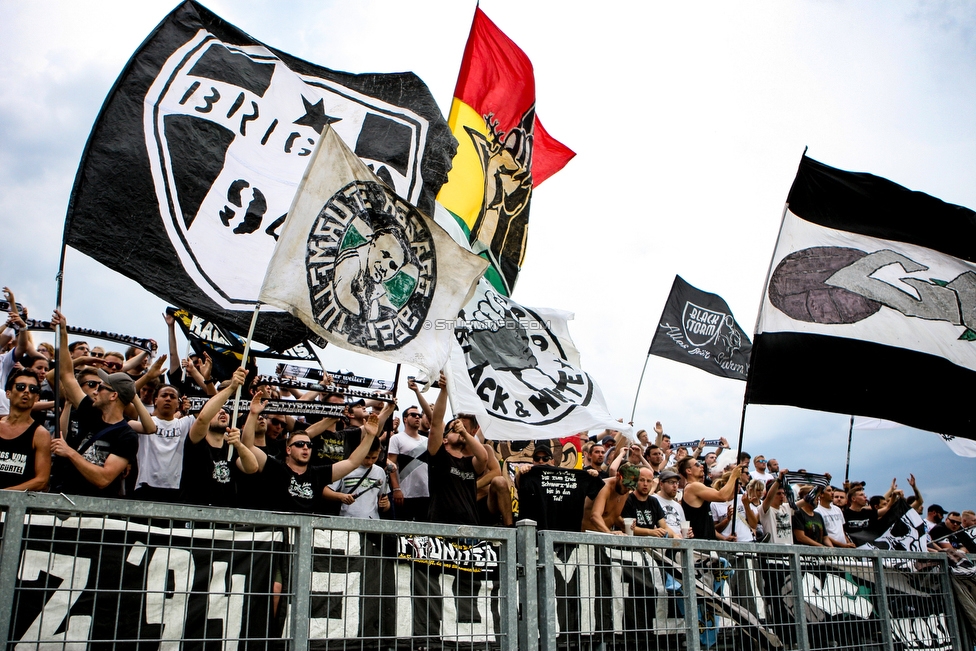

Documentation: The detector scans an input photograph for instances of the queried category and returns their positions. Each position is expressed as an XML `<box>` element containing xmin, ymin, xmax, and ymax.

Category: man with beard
<box><xmin>654</xmin><ymin>471</ymin><xmax>690</xmax><ymax>538</ymax></box>
<box><xmin>426</xmin><ymin>375</ymin><xmax>488</xmax><ymax>525</ymax></box>
<box><xmin>587</xmin><ymin>463</ymin><xmax>640</xmax><ymax>534</ymax></box>
<box><xmin>583</xmin><ymin>443</ymin><xmax>608</xmax><ymax>479</ymax></box>
<box><xmin>0</xmin><ymin>369</ymin><xmax>51</xmax><ymax>490</ymax></box>
<box><xmin>181</xmin><ymin>368</ymin><xmax>257</xmax><ymax>507</ymax></box>
<box><xmin>388</xmin><ymin>382</ymin><xmax>432</xmax><ymax>521</ymax></box>
<box><xmin>679</xmin><ymin>456</ymin><xmax>745</xmax><ymax>540</ymax></box>
<box><xmin>51</xmin><ymin>311</ymin><xmax>153</xmax><ymax>498</ymax></box>
<box><xmin>245</xmin><ymin>411</ymin><xmax>381</xmax><ymax>514</ymax></box>
<box><xmin>621</xmin><ymin>468</ymin><xmax>668</xmax><ymax>536</ymax></box>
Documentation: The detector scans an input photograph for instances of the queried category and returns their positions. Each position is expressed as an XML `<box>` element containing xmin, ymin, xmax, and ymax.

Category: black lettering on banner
<box><xmin>195</xmin><ymin>86</ymin><xmax>220</xmax><ymax>113</ymax></box>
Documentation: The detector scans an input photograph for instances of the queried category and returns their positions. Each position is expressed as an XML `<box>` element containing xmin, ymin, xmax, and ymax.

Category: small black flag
<box><xmin>649</xmin><ymin>275</ymin><xmax>752</xmax><ymax>380</ymax></box>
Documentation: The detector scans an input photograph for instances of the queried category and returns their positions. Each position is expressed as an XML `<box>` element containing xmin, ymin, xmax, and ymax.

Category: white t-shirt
<box><xmin>713</xmin><ymin>498</ymin><xmax>756</xmax><ymax>542</ymax></box>
<box><xmin>0</xmin><ymin>348</ymin><xmax>17</xmax><ymax>416</ymax></box>
<box><xmin>654</xmin><ymin>494</ymin><xmax>686</xmax><ymax>533</ymax></box>
<box><xmin>387</xmin><ymin>432</ymin><xmax>429</xmax><ymax>498</ymax></box>
<box><xmin>761</xmin><ymin>502</ymin><xmax>794</xmax><ymax>544</ymax></box>
<box><xmin>135</xmin><ymin>415</ymin><xmax>194</xmax><ymax>490</ymax></box>
<box><xmin>815</xmin><ymin>503</ymin><xmax>848</xmax><ymax>545</ymax></box>
<box><xmin>330</xmin><ymin>464</ymin><xmax>388</xmax><ymax>519</ymax></box>
<box><xmin>751</xmin><ymin>470</ymin><xmax>775</xmax><ymax>484</ymax></box>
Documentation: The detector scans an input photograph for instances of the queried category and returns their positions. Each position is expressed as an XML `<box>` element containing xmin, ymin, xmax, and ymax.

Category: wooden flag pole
<box><xmin>227</xmin><ymin>303</ymin><xmax>262</xmax><ymax>460</ymax></box>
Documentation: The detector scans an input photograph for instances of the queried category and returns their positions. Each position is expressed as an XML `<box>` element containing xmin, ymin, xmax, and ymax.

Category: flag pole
<box><xmin>52</xmin><ymin>238</ymin><xmax>69</xmax><ymax>439</ymax></box>
<box><xmin>228</xmin><ymin>303</ymin><xmax>262</xmax><ymax>460</ymax></box>
<box><xmin>733</xmin><ymin>148</ymin><xmax>807</xmax><ymax>537</ymax></box>
<box><xmin>844</xmin><ymin>414</ymin><xmax>854</xmax><ymax>484</ymax></box>
<box><xmin>628</xmin><ymin>347</ymin><xmax>652</xmax><ymax>424</ymax></box>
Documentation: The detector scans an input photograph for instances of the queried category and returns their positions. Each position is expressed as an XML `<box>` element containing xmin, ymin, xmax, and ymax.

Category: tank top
<box><xmin>0</xmin><ymin>423</ymin><xmax>38</xmax><ymax>489</ymax></box>
<box><xmin>682</xmin><ymin>495</ymin><xmax>716</xmax><ymax>540</ymax></box>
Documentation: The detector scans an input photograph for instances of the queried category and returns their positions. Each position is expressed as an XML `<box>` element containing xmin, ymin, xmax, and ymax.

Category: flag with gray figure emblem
<box><xmin>258</xmin><ymin>125</ymin><xmax>487</xmax><ymax>379</ymax></box>
<box><xmin>747</xmin><ymin>155</ymin><xmax>976</xmax><ymax>440</ymax></box>
<box><xmin>63</xmin><ymin>1</ymin><xmax>456</xmax><ymax>351</ymax></box>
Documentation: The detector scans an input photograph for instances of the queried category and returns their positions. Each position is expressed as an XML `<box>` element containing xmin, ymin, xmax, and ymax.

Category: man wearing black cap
<box><xmin>51</xmin><ymin>311</ymin><xmax>153</xmax><ymax>498</ymax></box>
<box><xmin>925</xmin><ymin>504</ymin><xmax>946</xmax><ymax>534</ymax></box>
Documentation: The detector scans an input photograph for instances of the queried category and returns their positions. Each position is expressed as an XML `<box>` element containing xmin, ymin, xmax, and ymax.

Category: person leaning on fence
<box><xmin>816</xmin><ymin>482</ymin><xmax>855</xmax><ymax>548</ymax></box>
<box><xmin>679</xmin><ymin>455</ymin><xmax>745</xmax><ymax>540</ymax></box>
<box><xmin>930</xmin><ymin>511</ymin><xmax>976</xmax><ymax>553</ymax></box>
<box><xmin>620</xmin><ymin>467</ymin><xmax>669</xmax><ymax>536</ymax></box>
<box><xmin>0</xmin><ymin>368</ymin><xmax>51</xmax><ymax>491</ymax></box>
<box><xmin>653</xmin><ymin>470</ymin><xmax>689</xmax><ymax>537</ymax></box>
<box><xmin>458</xmin><ymin>412</ymin><xmax>513</xmax><ymax>527</ymax></box>
<box><xmin>792</xmin><ymin>485</ymin><xmax>830</xmax><ymax>546</ymax></box>
<box><xmin>50</xmin><ymin>310</ymin><xmax>155</xmax><ymax>498</ymax></box>
<box><xmin>586</xmin><ymin>462</ymin><xmax>639</xmax><ymax>534</ymax></box>
<box><xmin>425</xmin><ymin>373</ymin><xmax>487</xmax><ymax>525</ymax></box>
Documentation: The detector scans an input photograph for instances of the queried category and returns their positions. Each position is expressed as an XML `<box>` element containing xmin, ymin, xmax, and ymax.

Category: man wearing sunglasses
<box><xmin>0</xmin><ymin>290</ymin><xmax>34</xmax><ymax>417</ymax></box>
<box><xmin>181</xmin><ymin>368</ymin><xmax>257</xmax><ymax>507</ymax></box>
<box><xmin>244</xmin><ymin>411</ymin><xmax>381</xmax><ymax>514</ymax></box>
<box><xmin>930</xmin><ymin>511</ymin><xmax>976</xmax><ymax>552</ymax></box>
<box><xmin>51</xmin><ymin>311</ymin><xmax>154</xmax><ymax>498</ymax></box>
<box><xmin>0</xmin><ymin>369</ymin><xmax>51</xmax><ymax>490</ymax></box>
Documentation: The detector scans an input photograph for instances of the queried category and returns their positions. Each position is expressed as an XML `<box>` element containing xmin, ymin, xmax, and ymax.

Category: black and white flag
<box><xmin>63</xmin><ymin>1</ymin><xmax>456</xmax><ymax>351</ymax></box>
<box><xmin>746</xmin><ymin>156</ymin><xmax>976</xmax><ymax>440</ymax></box>
<box><xmin>649</xmin><ymin>275</ymin><xmax>751</xmax><ymax>380</ymax></box>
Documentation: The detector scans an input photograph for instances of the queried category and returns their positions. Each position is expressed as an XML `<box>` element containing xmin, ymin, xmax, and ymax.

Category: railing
<box><xmin>0</xmin><ymin>491</ymin><xmax>969</xmax><ymax>650</ymax></box>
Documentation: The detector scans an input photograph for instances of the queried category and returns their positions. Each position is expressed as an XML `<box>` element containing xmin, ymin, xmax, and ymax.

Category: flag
<box><xmin>851</xmin><ymin>497</ymin><xmax>930</xmax><ymax>552</ymax></box>
<box><xmin>436</xmin><ymin>8</ymin><xmax>575</xmax><ymax>296</ymax></box>
<box><xmin>649</xmin><ymin>275</ymin><xmax>751</xmax><ymax>380</ymax></box>
<box><xmin>746</xmin><ymin>156</ymin><xmax>976</xmax><ymax>440</ymax></box>
<box><xmin>63</xmin><ymin>1</ymin><xmax>456</xmax><ymax>351</ymax></box>
<box><xmin>854</xmin><ymin>417</ymin><xmax>976</xmax><ymax>457</ymax></box>
<box><xmin>445</xmin><ymin>277</ymin><xmax>630</xmax><ymax>441</ymax></box>
<box><xmin>258</xmin><ymin>126</ymin><xmax>487</xmax><ymax>378</ymax></box>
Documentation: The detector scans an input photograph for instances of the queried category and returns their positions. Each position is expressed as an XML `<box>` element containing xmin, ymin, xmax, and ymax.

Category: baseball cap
<box><xmin>96</xmin><ymin>369</ymin><xmax>135</xmax><ymax>405</ymax></box>
<box><xmin>659</xmin><ymin>470</ymin><xmax>680</xmax><ymax>483</ymax></box>
<box><xmin>928</xmin><ymin>504</ymin><xmax>947</xmax><ymax>516</ymax></box>
<box><xmin>345</xmin><ymin>398</ymin><xmax>366</xmax><ymax>408</ymax></box>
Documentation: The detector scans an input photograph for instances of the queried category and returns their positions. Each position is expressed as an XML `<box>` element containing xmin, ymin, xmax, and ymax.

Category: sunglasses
<box><xmin>948</xmin><ymin>519</ymin><xmax>962</xmax><ymax>525</ymax></box>
<box><xmin>90</xmin><ymin>352</ymin><xmax>104</xmax><ymax>358</ymax></box>
<box><xmin>289</xmin><ymin>440</ymin><xmax>312</xmax><ymax>449</ymax></box>
<box><xmin>102</xmin><ymin>361</ymin><xmax>122</xmax><ymax>371</ymax></box>
<box><xmin>81</xmin><ymin>380</ymin><xmax>100</xmax><ymax>389</ymax></box>
<box><xmin>270</xmin><ymin>419</ymin><xmax>286</xmax><ymax>427</ymax></box>
<box><xmin>533</xmin><ymin>455</ymin><xmax>552</xmax><ymax>462</ymax></box>
<box><xmin>13</xmin><ymin>382</ymin><xmax>40</xmax><ymax>394</ymax></box>
<box><xmin>96</xmin><ymin>384</ymin><xmax>116</xmax><ymax>393</ymax></box>
<box><xmin>405</xmin><ymin>413</ymin><xmax>422</xmax><ymax>418</ymax></box>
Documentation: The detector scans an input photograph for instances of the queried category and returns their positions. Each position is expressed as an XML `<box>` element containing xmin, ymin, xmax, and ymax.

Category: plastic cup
<box><xmin>680</xmin><ymin>520</ymin><xmax>691</xmax><ymax>537</ymax></box>
<box><xmin>622</xmin><ymin>518</ymin><xmax>635</xmax><ymax>535</ymax></box>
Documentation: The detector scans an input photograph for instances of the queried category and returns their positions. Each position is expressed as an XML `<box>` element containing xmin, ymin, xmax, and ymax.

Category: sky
<box><xmin>1</xmin><ymin>1</ymin><xmax>974</xmax><ymax>512</ymax></box>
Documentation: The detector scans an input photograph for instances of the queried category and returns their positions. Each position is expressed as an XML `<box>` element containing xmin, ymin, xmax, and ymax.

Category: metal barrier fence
<box><xmin>0</xmin><ymin>491</ymin><xmax>969</xmax><ymax>651</ymax></box>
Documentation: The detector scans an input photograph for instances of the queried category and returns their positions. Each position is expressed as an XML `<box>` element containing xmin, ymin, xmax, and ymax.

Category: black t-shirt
<box><xmin>180</xmin><ymin>438</ymin><xmax>240</xmax><ymax>507</ymax></box>
<box><xmin>427</xmin><ymin>446</ymin><xmax>478</xmax><ymax>525</ymax></box>
<box><xmin>517</xmin><ymin>466</ymin><xmax>604</xmax><ymax>532</ymax></box>
<box><xmin>930</xmin><ymin>523</ymin><xmax>976</xmax><ymax>553</ymax></box>
<box><xmin>843</xmin><ymin>506</ymin><xmax>878</xmax><ymax>537</ymax></box>
<box><xmin>57</xmin><ymin>396</ymin><xmax>139</xmax><ymax>498</ymax></box>
<box><xmin>622</xmin><ymin>493</ymin><xmax>666</xmax><ymax>531</ymax></box>
<box><xmin>793</xmin><ymin>507</ymin><xmax>826</xmax><ymax>544</ymax></box>
<box><xmin>0</xmin><ymin>422</ymin><xmax>38</xmax><ymax>489</ymax></box>
<box><xmin>261</xmin><ymin>457</ymin><xmax>335</xmax><ymax>514</ymax></box>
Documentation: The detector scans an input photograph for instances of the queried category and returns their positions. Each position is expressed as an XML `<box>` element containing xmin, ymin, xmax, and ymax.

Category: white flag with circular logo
<box><xmin>259</xmin><ymin>126</ymin><xmax>488</xmax><ymax>377</ymax></box>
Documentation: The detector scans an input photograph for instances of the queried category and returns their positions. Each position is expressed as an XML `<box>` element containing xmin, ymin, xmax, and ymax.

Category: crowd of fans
<box><xmin>1</xmin><ymin>287</ymin><xmax>974</xmax><ymax>557</ymax></box>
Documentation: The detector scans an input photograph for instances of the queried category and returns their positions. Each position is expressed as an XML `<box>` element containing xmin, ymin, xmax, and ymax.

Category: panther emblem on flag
<box><xmin>305</xmin><ymin>181</ymin><xmax>436</xmax><ymax>351</ymax></box>
<box><xmin>143</xmin><ymin>33</ymin><xmax>432</xmax><ymax>310</ymax></box>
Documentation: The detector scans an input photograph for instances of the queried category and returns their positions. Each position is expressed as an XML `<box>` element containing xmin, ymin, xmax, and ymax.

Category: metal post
<box><xmin>681</xmin><ymin>547</ymin><xmax>701</xmax><ymax>651</ymax></box>
<box><xmin>872</xmin><ymin>555</ymin><xmax>895</xmax><ymax>651</ymax></box>
<box><xmin>0</xmin><ymin>502</ymin><xmax>27</xmax><ymax>648</ymax></box>
<box><xmin>536</xmin><ymin>531</ymin><xmax>558</xmax><ymax>651</ymax></box>
<box><xmin>935</xmin><ymin>555</ymin><xmax>964</xmax><ymax>651</ymax></box>
<box><xmin>290</xmin><ymin>520</ymin><xmax>314</xmax><ymax>650</ymax></box>
<box><xmin>516</xmin><ymin>519</ymin><xmax>539</xmax><ymax>651</ymax></box>
<box><xmin>789</xmin><ymin>551</ymin><xmax>810</xmax><ymax>650</ymax></box>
